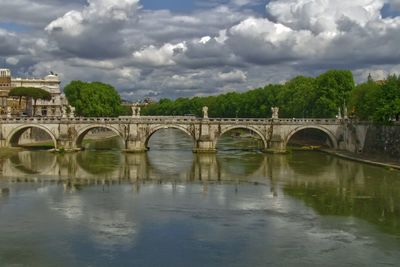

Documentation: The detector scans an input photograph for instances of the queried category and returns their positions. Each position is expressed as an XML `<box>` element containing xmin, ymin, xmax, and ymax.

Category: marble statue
<box><xmin>202</xmin><ymin>106</ymin><xmax>209</xmax><ymax>119</ymax></box>
<box><xmin>131</xmin><ymin>105</ymin><xmax>137</xmax><ymax>117</ymax></box>
<box><xmin>271</xmin><ymin>107</ymin><xmax>279</xmax><ymax>119</ymax></box>
<box><xmin>61</xmin><ymin>105</ymin><xmax>67</xmax><ymax>118</ymax></box>
<box><xmin>69</xmin><ymin>105</ymin><xmax>75</xmax><ymax>118</ymax></box>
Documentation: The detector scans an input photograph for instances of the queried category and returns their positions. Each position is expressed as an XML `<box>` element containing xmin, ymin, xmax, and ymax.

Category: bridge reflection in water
<box><xmin>1</xmin><ymin>130</ymin><xmax>400</xmax><ymax>267</ymax></box>
<box><xmin>1</xmin><ymin>151</ymin><xmax>400</xmax><ymax>242</ymax></box>
<box><xmin>2</xmin><ymin>149</ymin><xmax>400</xmax><ymax>235</ymax></box>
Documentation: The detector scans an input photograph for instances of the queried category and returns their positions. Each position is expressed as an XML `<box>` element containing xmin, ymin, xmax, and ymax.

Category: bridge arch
<box><xmin>285</xmin><ymin>126</ymin><xmax>338</xmax><ymax>149</ymax></box>
<box><xmin>75</xmin><ymin>124</ymin><xmax>125</xmax><ymax>150</ymax></box>
<box><xmin>145</xmin><ymin>125</ymin><xmax>196</xmax><ymax>148</ymax></box>
<box><xmin>217</xmin><ymin>126</ymin><xmax>268</xmax><ymax>150</ymax></box>
<box><xmin>6</xmin><ymin>124</ymin><xmax>57</xmax><ymax>149</ymax></box>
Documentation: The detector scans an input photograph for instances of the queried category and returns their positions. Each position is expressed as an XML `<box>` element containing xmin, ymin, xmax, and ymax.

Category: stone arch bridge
<box><xmin>0</xmin><ymin>116</ymin><xmax>363</xmax><ymax>153</ymax></box>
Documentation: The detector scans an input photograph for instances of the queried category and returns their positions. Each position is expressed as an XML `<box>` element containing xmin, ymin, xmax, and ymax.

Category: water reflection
<box><xmin>1</xmin><ymin>149</ymin><xmax>400</xmax><ymax>235</ymax></box>
<box><xmin>1</xmin><ymin>146</ymin><xmax>400</xmax><ymax>266</ymax></box>
<box><xmin>0</xmin><ymin>150</ymin><xmax>267</xmax><ymax>183</ymax></box>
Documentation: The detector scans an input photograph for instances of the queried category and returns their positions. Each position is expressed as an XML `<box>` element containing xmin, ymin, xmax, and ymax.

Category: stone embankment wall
<box><xmin>360</xmin><ymin>124</ymin><xmax>400</xmax><ymax>162</ymax></box>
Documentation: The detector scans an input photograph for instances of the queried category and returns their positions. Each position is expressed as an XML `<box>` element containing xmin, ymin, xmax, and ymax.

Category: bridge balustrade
<box><xmin>0</xmin><ymin>116</ymin><xmax>341</xmax><ymax>125</ymax></box>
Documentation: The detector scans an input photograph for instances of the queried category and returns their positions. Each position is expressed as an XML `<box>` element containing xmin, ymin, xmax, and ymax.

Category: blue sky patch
<box><xmin>381</xmin><ymin>3</ymin><xmax>400</xmax><ymax>18</ymax></box>
<box><xmin>141</xmin><ymin>0</ymin><xmax>196</xmax><ymax>12</ymax></box>
<box><xmin>0</xmin><ymin>22</ymin><xmax>30</xmax><ymax>33</ymax></box>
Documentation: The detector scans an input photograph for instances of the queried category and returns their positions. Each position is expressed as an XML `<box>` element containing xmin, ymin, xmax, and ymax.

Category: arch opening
<box><xmin>286</xmin><ymin>127</ymin><xmax>337</xmax><ymax>149</ymax></box>
<box><xmin>145</xmin><ymin>127</ymin><xmax>195</xmax><ymax>151</ymax></box>
<box><xmin>76</xmin><ymin>126</ymin><xmax>124</xmax><ymax>151</ymax></box>
<box><xmin>146</xmin><ymin>128</ymin><xmax>195</xmax><ymax>173</ymax></box>
<box><xmin>8</xmin><ymin>126</ymin><xmax>56</xmax><ymax>150</ymax></box>
<box><xmin>216</xmin><ymin>127</ymin><xmax>267</xmax><ymax>153</ymax></box>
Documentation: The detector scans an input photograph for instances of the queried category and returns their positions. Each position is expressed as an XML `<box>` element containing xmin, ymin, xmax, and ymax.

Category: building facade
<box><xmin>0</xmin><ymin>68</ymin><xmax>66</xmax><ymax>117</ymax></box>
<box><xmin>0</xmin><ymin>69</ymin><xmax>12</xmax><ymax>114</ymax></box>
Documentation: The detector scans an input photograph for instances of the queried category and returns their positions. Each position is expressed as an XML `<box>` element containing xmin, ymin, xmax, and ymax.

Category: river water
<box><xmin>0</xmin><ymin>129</ymin><xmax>400</xmax><ymax>266</ymax></box>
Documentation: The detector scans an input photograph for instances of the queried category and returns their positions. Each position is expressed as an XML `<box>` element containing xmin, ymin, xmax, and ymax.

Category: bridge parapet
<box><xmin>276</xmin><ymin>118</ymin><xmax>340</xmax><ymax>125</ymax></box>
<box><xmin>0</xmin><ymin>116</ymin><xmax>342</xmax><ymax>125</ymax></box>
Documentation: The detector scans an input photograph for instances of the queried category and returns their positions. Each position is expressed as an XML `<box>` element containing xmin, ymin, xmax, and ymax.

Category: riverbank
<box><xmin>321</xmin><ymin>149</ymin><xmax>400</xmax><ymax>170</ymax></box>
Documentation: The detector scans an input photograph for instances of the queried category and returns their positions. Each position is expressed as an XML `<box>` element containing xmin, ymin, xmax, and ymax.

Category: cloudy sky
<box><xmin>1</xmin><ymin>0</ymin><xmax>400</xmax><ymax>100</ymax></box>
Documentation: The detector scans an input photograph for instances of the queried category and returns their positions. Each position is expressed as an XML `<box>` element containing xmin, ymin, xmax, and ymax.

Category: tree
<box><xmin>374</xmin><ymin>75</ymin><xmax>400</xmax><ymax>123</ymax></box>
<box><xmin>141</xmin><ymin>70</ymin><xmax>357</xmax><ymax>119</ymax></box>
<box><xmin>279</xmin><ymin>76</ymin><xmax>316</xmax><ymax>118</ymax></box>
<box><xmin>9</xmin><ymin>87</ymin><xmax>52</xmax><ymax>116</ymax></box>
<box><xmin>64</xmin><ymin>81</ymin><xmax>122</xmax><ymax>117</ymax></box>
<box><xmin>315</xmin><ymin>70</ymin><xmax>355</xmax><ymax>117</ymax></box>
<box><xmin>8</xmin><ymin>87</ymin><xmax>26</xmax><ymax>108</ymax></box>
<box><xmin>349</xmin><ymin>80</ymin><xmax>380</xmax><ymax>120</ymax></box>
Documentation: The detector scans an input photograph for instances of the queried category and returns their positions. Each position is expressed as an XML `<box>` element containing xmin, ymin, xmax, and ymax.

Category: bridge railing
<box><xmin>0</xmin><ymin>116</ymin><xmax>341</xmax><ymax>124</ymax></box>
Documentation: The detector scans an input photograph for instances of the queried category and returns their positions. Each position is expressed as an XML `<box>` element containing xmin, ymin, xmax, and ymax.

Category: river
<box><xmin>0</xmin><ymin>129</ymin><xmax>399</xmax><ymax>266</ymax></box>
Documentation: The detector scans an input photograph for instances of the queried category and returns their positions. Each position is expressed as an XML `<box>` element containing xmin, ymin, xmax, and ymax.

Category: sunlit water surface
<box><xmin>0</xmin><ymin>129</ymin><xmax>400</xmax><ymax>266</ymax></box>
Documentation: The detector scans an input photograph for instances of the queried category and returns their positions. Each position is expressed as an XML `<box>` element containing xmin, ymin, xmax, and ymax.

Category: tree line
<box><xmin>142</xmin><ymin>70</ymin><xmax>353</xmax><ymax>118</ymax></box>
<box><xmin>11</xmin><ymin>70</ymin><xmax>398</xmax><ymax>123</ymax></box>
<box><xmin>142</xmin><ymin>70</ymin><xmax>400</xmax><ymax>123</ymax></box>
<box><xmin>349</xmin><ymin>74</ymin><xmax>400</xmax><ymax>122</ymax></box>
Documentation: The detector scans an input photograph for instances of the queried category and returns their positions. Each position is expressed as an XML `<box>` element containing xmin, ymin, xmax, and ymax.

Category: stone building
<box><xmin>0</xmin><ymin>68</ymin><xmax>67</xmax><ymax>116</ymax></box>
<box><xmin>0</xmin><ymin>69</ymin><xmax>13</xmax><ymax>114</ymax></box>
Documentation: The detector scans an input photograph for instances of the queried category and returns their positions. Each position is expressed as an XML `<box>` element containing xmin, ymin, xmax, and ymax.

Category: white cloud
<box><xmin>46</xmin><ymin>0</ymin><xmax>140</xmax><ymax>34</ymax></box>
<box><xmin>2</xmin><ymin>0</ymin><xmax>400</xmax><ymax>100</ymax></box>
<box><xmin>46</xmin><ymin>10</ymin><xmax>85</xmax><ymax>36</ymax></box>
<box><xmin>133</xmin><ymin>42</ymin><xmax>187</xmax><ymax>66</ymax></box>
<box><xmin>218</xmin><ymin>70</ymin><xmax>247</xmax><ymax>83</ymax></box>
<box><xmin>6</xmin><ymin>57</ymin><xmax>19</xmax><ymax>65</ymax></box>
<box><xmin>267</xmin><ymin>0</ymin><xmax>384</xmax><ymax>33</ymax></box>
<box><xmin>199</xmin><ymin>36</ymin><xmax>212</xmax><ymax>44</ymax></box>
<box><xmin>223</xmin><ymin>0</ymin><xmax>400</xmax><ymax>67</ymax></box>
<box><xmin>0</xmin><ymin>0</ymin><xmax>83</xmax><ymax>28</ymax></box>
<box><xmin>230</xmin><ymin>17</ymin><xmax>293</xmax><ymax>43</ymax></box>
<box><xmin>45</xmin><ymin>0</ymin><xmax>140</xmax><ymax>59</ymax></box>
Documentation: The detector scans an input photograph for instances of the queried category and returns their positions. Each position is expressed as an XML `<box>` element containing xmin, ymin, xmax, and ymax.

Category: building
<box><xmin>0</xmin><ymin>68</ymin><xmax>67</xmax><ymax>116</ymax></box>
<box><xmin>0</xmin><ymin>69</ymin><xmax>12</xmax><ymax>113</ymax></box>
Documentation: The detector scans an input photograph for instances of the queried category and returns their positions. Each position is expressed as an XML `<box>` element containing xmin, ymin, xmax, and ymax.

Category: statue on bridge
<box><xmin>271</xmin><ymin>107</ymin><xmax>279</xmax><ymax>119</ymax></box>
<box><xmin>69</xmin><ymin>105</ymin><xmax>75</xmax><ymax>118</ymax></box>
<box><xmin>336</xmin><ymin>107</ymin><xmax>342</xmax><ymax>120</ymax></box>
<box><xmin>343</xmin><ymin>105</ymin><xmax>348</xmax><ymax>120</ymax></box>
<box><xmin>61</xmin><ymin>105</ymin><xmax>67</xmax><ymax>118</ymax></box>
<box><xmin>6</xmin><ymin>106</ymin><xmax>11</xmax><ymax>118</ymax></box>
<box><xmin>202</xmin><ymin>106</ymin><xmax>209</xmax><ymax>119</ymax></box>
<box><xmin>131</xmin><ymin>104</ymin><xmax>141</xmax><ymax>118</ymax></box>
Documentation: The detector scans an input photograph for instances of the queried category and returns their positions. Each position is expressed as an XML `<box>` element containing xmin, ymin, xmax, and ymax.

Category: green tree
<box><xmin>374</xmin><ymin>75</ymin><xmax>400</xmax><ymax>123</ymax></box>
<box><xmin>141</xmin><ymin>70</ymin><xmax>358</xmax><ymax>119</ymax></box>
<box><xmin>315</xmin><ymin>70</ymin><xmax>355</xmax><ymax>117</ymax></box>
<box><xmin>279</xmin><ymin>76</ymin><xmax>316</xmax><ymax>118</ymax></box>
<box><xmin>349</xmin><ymin>80</ymin><xmax>380</xmax><ymax>120</ymax></box>
<box><xmin>9</xmin><ymin>87</ymin><xmax>52</xmax><ymax>116</ymax></box>
<box><xmin>8</xmin><ymin>87</ymin><xmax>27</xmax><ymax>108</ymax></box>
<box><xmin>64</xmin><ymin>81</ymin><xmax>122</xmax><ymax>117</ymax></box>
